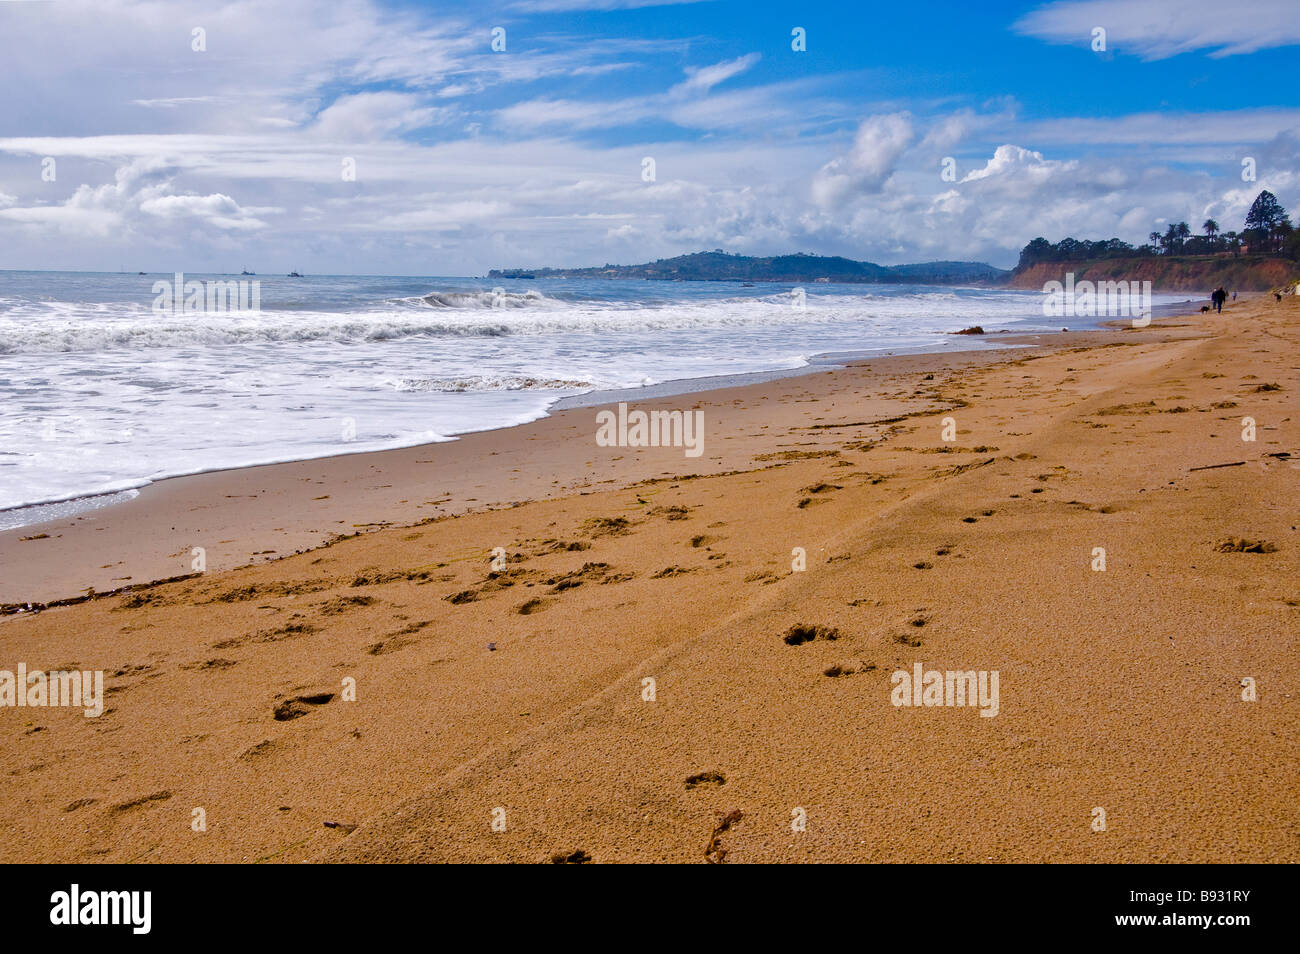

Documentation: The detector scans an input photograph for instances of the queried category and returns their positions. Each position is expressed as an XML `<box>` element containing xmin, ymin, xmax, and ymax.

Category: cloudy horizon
<box><xmin>1</xmin><ymin>0</ymin><xmax>1296</xmax><ymax>275</ymax></box>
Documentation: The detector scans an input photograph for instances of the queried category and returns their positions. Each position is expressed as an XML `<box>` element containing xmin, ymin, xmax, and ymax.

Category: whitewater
<box><xmin>0</xmin><ymin>271</ymin><xmax>1184</xmax><ymax>526</ymax></box>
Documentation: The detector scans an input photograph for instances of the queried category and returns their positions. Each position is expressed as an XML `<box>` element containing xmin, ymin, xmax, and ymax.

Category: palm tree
<box><xmin>1198</xmin><ymin>219</ymin><xmax>1220</xmax><ymax>254</ymax></box>
<box><xmin>1149</xmin><ymin>231</ymin><xmax>1163</xmax><ymax>253</ymax></box>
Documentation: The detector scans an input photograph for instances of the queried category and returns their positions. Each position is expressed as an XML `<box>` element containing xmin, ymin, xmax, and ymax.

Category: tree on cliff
<box><xmin>1243</xmin><ymin>190</ymin><xmax>1290</xmax><ymax>254</ymax></box>
<box><xmin>1278</xmin><ymin>220</ymin><xmax>1297</xmax><ymax>261</ymax></box>
<box><xmin>1161</xmin><ymin>221</ymin><xmax>1191</xmax><ymax>253</ymax></box>
<box><xmin>1285</xmin><ymin>227</ymin><xmax>1300</xmax><ymax>262</ymax></box>
<box><xmin>1018</xmin><ymin>237</ymin><xmax>1054</xmax><ymax>267</ymax></box>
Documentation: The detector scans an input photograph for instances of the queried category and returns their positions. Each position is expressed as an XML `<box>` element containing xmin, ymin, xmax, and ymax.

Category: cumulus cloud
<box><xmin>0</xmin><ymin>0</ymin><xmax>1295</xmax><ymax>273</ymax></box>
<box><xmin>812</xmin><ymin>113</ymin><xmax>915</xmax><ymax>207</ymax></box>
<box><xmin>138</xmin><ymin>193</ymin><xmax>275</xmax><ymax>230</ymax></box>
<box><xmin>0</xmin><ymin>157</ymin><xmax>275</xmax><ymax>237</ymax></box>
<box><xmin>917</xmin><ymin>108</ymin><xmax>999</xmax><ymax>153</ymax></box>
<box><xmin>961</xmin><ymin>144</ymin><xmax>1056</xmax><ymax>183</ymax></box>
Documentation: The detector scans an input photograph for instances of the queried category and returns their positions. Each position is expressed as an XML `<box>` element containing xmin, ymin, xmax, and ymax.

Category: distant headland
<box><xmin>488</xmin><ymin>250</ymin><xmax>1009</xmax><ymax>285</ymax></box>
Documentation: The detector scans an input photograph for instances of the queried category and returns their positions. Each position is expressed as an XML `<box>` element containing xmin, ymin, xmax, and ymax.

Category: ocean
<box><xmin>0</xmin><ymin>270</ymin><xmax>1180</xmax><ymax>528</ymax></box>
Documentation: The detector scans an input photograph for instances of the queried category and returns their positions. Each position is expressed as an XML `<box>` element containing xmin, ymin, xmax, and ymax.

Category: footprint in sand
<box><xmin>798</xmin><ymin>482</ymin><xmax>842</xmax><ymax>508</ymax></box>
<box><xmin>685</xmin><ymin>770</ymin><xmax>726</xmax><ymax>789</ymax></box>
<box><xmin>318</xmin><ymin>594</ymin><xmax>378</xmax><ymax>614</ymax></box>
<box><xmin>651</xmin><ymin>566</ymin><xmax>695</xmax><ymax>579</ymax></box>
<box><xmin>109</xmin><ymin>790</ymin><xmax>172</xmax><ymax>814</ymax></box>
<box><xmin>1215</xmin><ymin>537</ymin><xmax>1278</xmax><ymax>553</ymax></box>
<box><xmin>367</xmin><ymin>619</ymin><xmax>433</xmax><ymax>655</ymax></box>
<box><xmin>549</xmin><ymin>849</ymin><xmax>593</xmax><ymax>864</ymax></box>
<box><xmin>782</xmin><ymin>624</ymin><xmax>841</xmax><ymax>646</ymax></box>
<box><xmin>825</xmin><ymin>662</ymin><xmax>876</xmax><ymax>677</ymax></box>
<box><xmin>238</xmin><ymin>739</ymin><xmax>277</xmax><ymax>762</ymax></box>
<box><xmin>180</xmin><ymin>657</ymin><xmax>238</xmax><ymax>671</ymax></box>
<box><xmin>272</xmin><ymin>691</ymin><xmax>335</xmax><ymax>721</ymax></box>
<box><xmin>583</xmin><ymin>516</ymin><xmax>634</xmax><ymax>537</ymax></box>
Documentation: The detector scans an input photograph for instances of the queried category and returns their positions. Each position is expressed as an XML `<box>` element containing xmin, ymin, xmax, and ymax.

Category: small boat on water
<box><xmin>288</xmin><ymin>271</ymin><xmax>303</xmax><ymax>278</ymax></box>
<box><xmin>241</xmin><ymin>269</ymin><xmax>256</xmax><ymax>276</ymax></box>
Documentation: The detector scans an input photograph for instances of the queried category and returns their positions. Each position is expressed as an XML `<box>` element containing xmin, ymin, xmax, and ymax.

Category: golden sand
<box><xmin>1</xmin><ymin>299</ymin><xmax>1295</xmax><ymax>862</ymax></box>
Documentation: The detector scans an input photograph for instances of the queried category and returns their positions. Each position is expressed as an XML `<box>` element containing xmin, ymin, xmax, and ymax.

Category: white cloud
<box><xmin>960</xmin><ymin>144</ymin><xmax>1054</xmax><ymax>183</ymax></box>
<box><xmin>366</xmin><ymin>199</ymin><xmax>511</xmax><ymax>231</ymax></box>
<box><xmin>131</xmin><ymin>97</ymin><xmax>222</xmax><ymax>109</ymax></box>
<box><xmin>0</xmin><ymin>0</ymin><xmax>1295</xmax><ymax>273</ymax></box>
<box><xmin>511</xmin><ymin>0</ymin><xmax>709</xmax><ymax>11</ymax></box>
<box><xmin>1015</xmin><ymin>108</ymin><xmax>1300</xmax><ymax>146</ymax></box>
<box><xmin>672</xmin><ymin>54</ymin><xmax>761</xmax><ymax>96</ymax></box>
<box><xmin>1015</xmin><ymin>0</ymin><xmax>1300</xmax><ymax>59</ymax></box>
<box><xmin>310</xmin><ymin>92</ymin><xmax>448</xmax><ymax>141</ymax></box>
<box><xmin>138</xmin><ymin>193</ymin><xmax>276</xmax><ymax>230</ymax></box>
<box><xmin>496</xmin><ymin>55</ymin><xmax>779</xmax><ymax>134</ymax></box>
<box><xmin>0</xmin><ymin>157</ymin><xmax>275</xmax><ymax>238</ymax></box>
<box><xmin>812</xmin><ymin>113</ymin><xmax>914</xmax><ymax>207</ymax></box>
<box><xmin>496</xmin><ymin>96</ymin><xmax>653</xmax><ymax>131</ymax></box>
<box><xmin>918</xmin><ymin>108</ymin><xmax>992</xmax><ymax>152</ymax></box>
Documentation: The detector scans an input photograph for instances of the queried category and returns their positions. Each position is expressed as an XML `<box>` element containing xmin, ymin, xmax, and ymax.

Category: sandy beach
<box><xmin>1</xmin><ymin>298</ymin><xmax>1295</xmax><ymax>863</ymax></box>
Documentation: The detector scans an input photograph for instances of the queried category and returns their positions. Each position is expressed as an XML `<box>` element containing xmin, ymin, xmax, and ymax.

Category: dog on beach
<box><xmin>1201</xmin><ymin>305</ymin><xmax>1211</xmax><ymax>312</ymax></box>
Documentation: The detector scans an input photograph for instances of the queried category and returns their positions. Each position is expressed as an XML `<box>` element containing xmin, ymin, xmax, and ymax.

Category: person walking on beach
<box><xmin>1211</xmin><ymin>286</ymin><xmax>1227</xmax><ymax>313</ymax></box>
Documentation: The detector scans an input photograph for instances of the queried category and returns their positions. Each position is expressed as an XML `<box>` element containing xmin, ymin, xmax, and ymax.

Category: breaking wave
<box><xmin>421</xmin><ymin>289</ymin><xmax>551</xmax><ymax>309</ymax></box>
<box><xmin>385</xmin><ymin>374</ymin><xmax>591</xmax><ymax>392</ymax></box>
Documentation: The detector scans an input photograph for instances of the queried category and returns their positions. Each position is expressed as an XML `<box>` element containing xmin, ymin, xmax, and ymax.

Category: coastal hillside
<box><xmin>489</xmin><ymin>250</ymin><xmax>1009</xmax><ymax>285</ymax></box>
<box><xmin>1008</xmin><ymin>190</ymin><xmax>1299</xmax><ymax>292</ymax></box>
<box><xmin>1008</xmin><ymin>255</ymin><xmax>1297</xmax><ymax>292</ymax></box>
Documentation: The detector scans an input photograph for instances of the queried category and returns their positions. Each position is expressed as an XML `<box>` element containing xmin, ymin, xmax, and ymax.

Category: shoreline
<box><xmin>0</xmin><ymin>319</ymin><xmax>1133</xmax><ymax>605</ymax></box>
<box><xmin>1</xmin><ymin>295</ymin><xmax>1293</xmax><ymax>862</ymax></box>
<box><xmin>0</xmin><ymin>311</ymin><xmax>1196</xmax><ymax>607</ymax></box>
<box><xmin>2</xmin><ymin>294</ymin><xmax>1203</xmax><ymax>527</ymax></box>
<box><xmin>0</xmin><ymin>336</ymin><xmax>1009</xmax><ymax>525</ymax></box>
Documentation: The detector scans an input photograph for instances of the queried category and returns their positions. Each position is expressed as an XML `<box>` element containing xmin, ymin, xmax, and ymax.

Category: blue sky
<box><xmin>0</xmin><ymin>0</ymin><xmax>1297</xmax><ymax>273</ymax></box>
